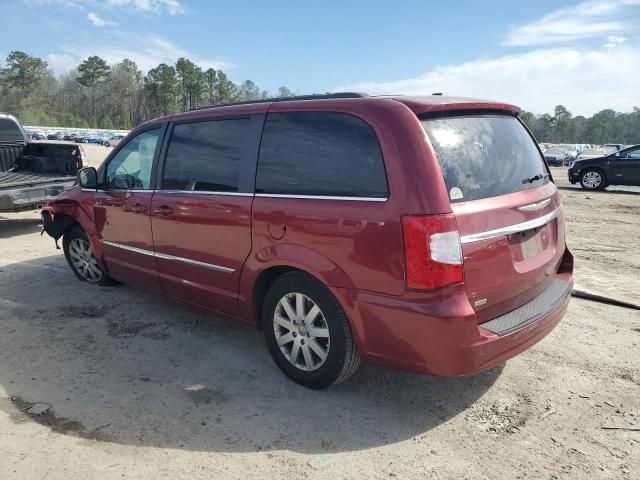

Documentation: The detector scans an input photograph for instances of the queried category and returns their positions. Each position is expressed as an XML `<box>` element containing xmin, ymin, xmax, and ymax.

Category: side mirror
<box><xmin>614</xmin><ymin>152</ymin><xmax>621</xmax><ymax>158</ymax></box>
<box><xmin>78</xmin><ymin>167</ymin><xmax>98</xmax><ymax>189</ymax></box>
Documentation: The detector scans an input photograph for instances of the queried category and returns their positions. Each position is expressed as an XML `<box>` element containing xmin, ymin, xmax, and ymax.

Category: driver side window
<box><xmin>105</xmin><ymin>128</ymin><xmax>161</xmax><ymax>190</ymax></box>
<box><xmin>625</xmin><ymin>148</ymin><xmax>640</xmax><ymax>160</ymax></box>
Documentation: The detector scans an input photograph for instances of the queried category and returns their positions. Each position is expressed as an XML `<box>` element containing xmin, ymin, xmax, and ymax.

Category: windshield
<box><xmin>421</xmin><ymin>114</ymin><xmax>549</xmax><ymax>203</ymax></box>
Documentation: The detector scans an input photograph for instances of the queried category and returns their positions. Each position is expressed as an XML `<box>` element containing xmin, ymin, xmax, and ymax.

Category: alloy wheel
<box><xmin>68</xmin><ymin>238</ymin><xmax>102</xmax><ymax>283</ymax></box>
<box><xmin>273</xmin><ymin>292</ymin><xmax>330</xmax><ymax>371</ymax></box>
<box><xmin>582</xmin><ymin>171</ymin><xmax>602</xmax><ymax>189</ymax></box>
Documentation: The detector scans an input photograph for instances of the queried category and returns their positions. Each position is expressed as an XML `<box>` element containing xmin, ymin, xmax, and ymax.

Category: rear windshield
<box><xmin>0</xmin><ymin>118</ymin><xmax>26</xmax><ymax>142</ymax></box>
<box><xmin>421</xmin><ymin>114</ymin><xmax>548</xmax><ymax>202</ymax></box>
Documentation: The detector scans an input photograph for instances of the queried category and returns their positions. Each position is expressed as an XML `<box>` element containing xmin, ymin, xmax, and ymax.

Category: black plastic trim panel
<box><xmin>481</xmin><ymin>278</ymin><xmax>572</xmax><ymax>336</ymax></box>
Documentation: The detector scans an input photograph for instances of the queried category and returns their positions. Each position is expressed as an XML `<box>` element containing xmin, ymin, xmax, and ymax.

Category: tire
<box><xmin>104</xmin><ymin>142</ymin><xmax>110</xmax><ymax>147</ymax></box>
<box><xmin>83</xmin><ymin>139</ymin><xmax>89</xmax><ymax>143</ymax></box>
<box><xmin>580</xmin><ymin>169</ymin><xmax>606</xmax><ymax>190</ymax></box>
<box><xmin>63</xmin><ymin>227</ymin><xmax>117</xmax><ymax>286</ymax></box>
<box><xmin>262</xmin><ymin>272</ymin><xmax>360</xmax><ymax>389</ymax></box>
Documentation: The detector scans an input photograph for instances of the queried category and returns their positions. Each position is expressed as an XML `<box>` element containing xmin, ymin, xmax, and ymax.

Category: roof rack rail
<box><xmin>191</xmin><ymin>92</ymin><xmax>368</xmax><ymax>111</ymax></box>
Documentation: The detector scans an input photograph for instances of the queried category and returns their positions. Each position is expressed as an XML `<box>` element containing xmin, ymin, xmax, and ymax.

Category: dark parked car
<box><xmin>569</xmin><ymin>144</ymin><xmax>640</xmax><ymax>189</ymax></box>
<box><xmin>544</xmin><ymin>147</ymin><xmax>570</xmax><ymax>166</ymax></box>
<box><xmin>47</xmin><ymin>132</ymin><xmax>64</xmax><ymax>140</ymax></box>
<box><xmin>42</xmin><ymin>93</ymin><xmax>573</xmax><ymax>388</ymax></box>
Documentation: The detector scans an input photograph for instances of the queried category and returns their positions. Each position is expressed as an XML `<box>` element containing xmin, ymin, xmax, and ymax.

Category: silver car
<box><xmin>103</xmin><ymin>135</ymin><xmax>125</xmax><ymax>148</ymax></box>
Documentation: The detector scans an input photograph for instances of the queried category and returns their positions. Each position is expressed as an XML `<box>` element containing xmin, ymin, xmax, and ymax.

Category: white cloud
<box><xmin>337</xmin><ymin>46</ymin><xmax>640</xmax><ymax>116</ymax></box>
<box><xmin>23</xmin><ymin>0</ymin><xmax>184</xmax><ymax>15</ymax></box>
<box><xmin>47</xmin><ymin>34</ymin><xmax>235</xmax><ymax>75</ymax></box>
<box><xmin>503</xmin><ymin>0</ymin><xmax>640</xmax><ymax>47</ymax></box>
<box><xmin>87</xmin><ymin>12</ymin><xmax>116</xmax><ymax>27</ymax></box>
<box><xmin>102</xmin><ymin>0</ymin><xmax>184</xmax><ymax>15</ymax></box>
<box><xmin>46</xmin><ymin>53</ymin><xmax>79</xmax><ymax>75</ymax></box>
<box><xmin>603</xmin><ymin>35</ymin><xmax>627</xmax><ymax>50</ymax></box>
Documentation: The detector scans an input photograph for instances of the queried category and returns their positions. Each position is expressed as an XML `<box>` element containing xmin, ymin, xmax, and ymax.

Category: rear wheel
<box><xmin>63</xmin><ymin>227</ymin><xmax>117</xmax><ymax>286</ymax></box>
<box><xmin>263</xmin><ymin>272</ymin><xmax>360</xmax><ymax>389</ymax></box>
<box><xmin>104</xmin><ymin>141</ymin><xmax>110</xmax><ymax>147</ymax></box>
<box><xmin>580</xmin><ymin>169</ymin><xmax>606</xmax><ymax>190</ymax></box>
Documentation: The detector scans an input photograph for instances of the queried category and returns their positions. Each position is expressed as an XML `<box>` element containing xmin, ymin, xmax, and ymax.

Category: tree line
<box><xmin>0</xmin><ymin>50</ymin><xmax>639</xmax><ymax>145</ymax></box>
<box><xmin>0</xmin><ymin>51</ymin><xmax>296</xmax><ymax>129</ymax></box>
<box><xmin>521</xmin><ymin>105</ymin><xmax>640</xmax><ymax>146</ymax></box>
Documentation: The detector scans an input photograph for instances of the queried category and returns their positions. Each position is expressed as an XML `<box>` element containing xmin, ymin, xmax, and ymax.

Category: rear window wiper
<box><xmin>522</xmin><ymin>173</ymin><xmax>549</xmax><ymax>184</ymax></box>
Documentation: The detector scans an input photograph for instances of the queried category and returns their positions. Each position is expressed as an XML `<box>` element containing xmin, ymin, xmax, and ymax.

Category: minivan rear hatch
<box><xmin>421</xmin><ymin>113</ymin><xmax>566</xmax><ymax>323</ymax></box>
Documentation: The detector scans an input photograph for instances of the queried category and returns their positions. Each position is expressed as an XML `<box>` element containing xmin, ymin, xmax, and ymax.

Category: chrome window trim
<box><xmin>101</xmin><ymin>240</ymin><xmax>235</xmax><ymax>273</ymax></box>
<box><xmin>89</xmin><ymin>189</ymin><xmax>153</xmax><ymax>194</ymax></box>
<box><xmin>85</xmin><ymin>190</ymin><xmax>389</xmax><ymax>201</ymax></box>
<box><xmin>460</xmin><ymin>207</ymin><xmax>561</xmax><ymax>244</ymax></box>
<box><xmin>254</xmin><ymin>193</ymin><xmax>388</xmax><ymax>202</ymax></box>
<box><xmin>84</xmin><ymin>189</ymin><xmax>252</xmax><ymax>196</ymax></box>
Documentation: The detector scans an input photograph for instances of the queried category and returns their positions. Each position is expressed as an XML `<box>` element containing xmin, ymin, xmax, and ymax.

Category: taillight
<box><xmin>402</xmin><ymin>214</ymin><xmax>463</xmax><ymax>290</ymax></box>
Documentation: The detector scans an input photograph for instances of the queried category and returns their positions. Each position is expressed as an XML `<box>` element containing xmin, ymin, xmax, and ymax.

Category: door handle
<box><xmin>131</xmin><ymin>203</ymin><xmax>147</xmax><ymax>213</ymax></box>
<box><xmin>154</xmin><ymin>205</ymin><xmax>174</xmax><ymax>216</ymax></box>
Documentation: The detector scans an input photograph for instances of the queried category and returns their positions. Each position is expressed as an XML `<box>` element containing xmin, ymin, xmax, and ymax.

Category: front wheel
<box><xmin>580</xmin><ymin>169</ymin><xmax>606</xmax><ymax>190</ymax></box>
<box><xmin>263</xmin><ymin>272</ymin><xmax>360</xmax><ymax>389</ymax></box>
<box><xmin>63</xmin><ymin>227</ymin><xmax>117</xmax><ymax>286</ymax></box>
<box><xmin>104</xmin><ymin>141</ymin><xmax>110</xmax><ymax>147</ymax></box>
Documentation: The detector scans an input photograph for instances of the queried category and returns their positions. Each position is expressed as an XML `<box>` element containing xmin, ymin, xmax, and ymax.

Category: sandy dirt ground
<box><xmin>0</xmin><ymin>147</ymin><xmax>638</xmax><ymax>479</ymax></box>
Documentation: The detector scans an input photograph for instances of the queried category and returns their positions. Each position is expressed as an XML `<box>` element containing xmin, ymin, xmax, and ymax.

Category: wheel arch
<box><xmin>239</xmin><ymin>244</ymin><xmax>358</xmax><ymax>330</ymax></box>
<box><xmin>42</xmin><ymin>198</ymin><xmax>104</xmax><ymax>266</ymax></box>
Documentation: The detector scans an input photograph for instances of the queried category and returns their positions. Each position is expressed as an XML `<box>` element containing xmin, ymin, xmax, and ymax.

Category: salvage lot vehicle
<box><xmin>42</xmin><ymin>93</ymin><xmax>573</xmax><ymax>388</ymax></box>
<box><xmin>0</xmin><ymin>113</ymin><xmax>86</xmax><ymax>212</ymax></box>
<box><xmin>569</xmin><ymin>144</ymin><xmax>640</xmax><ymax>190</ymax></box>
<box><xmin>544</xmin><ymin>147</ymin><xmax>571</xmax><ymax>166</ymax></box>
<box><xmin>102</xmin><ymin>134</ymin><xmax>124</xmax><ymax>148</ymax></box>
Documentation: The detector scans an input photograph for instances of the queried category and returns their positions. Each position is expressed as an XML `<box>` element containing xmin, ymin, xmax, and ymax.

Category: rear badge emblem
<box><xmin>450</xmin><ymin>187</ymin><xmax>464</xmax><ymax>200</ymax></box>
<box><xmin>474</xmin><ymin>298</ymin><xmax>488</xmax><ymax>307</ymax></box>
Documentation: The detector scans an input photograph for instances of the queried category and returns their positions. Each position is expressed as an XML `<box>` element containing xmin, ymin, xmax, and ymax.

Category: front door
<box><xmin>610</xmin><ymin>147</ymin><xmax>640</xmax><ymax>185</ymax></box>
<box><xmin>150</xmin><ymin>114</ymin><xmax>263</xmax><ymax>316</ymax></box>
<box><xmin>95</xmin><ymin>127</ymin><xmax>164</xmax><ymax>290</ymax></box>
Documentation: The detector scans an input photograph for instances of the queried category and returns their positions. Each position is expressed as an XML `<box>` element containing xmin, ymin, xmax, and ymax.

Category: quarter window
<box><xmin>105</xmin><ymin>128</ymin><xmax>161</xmax><ymax>190</ymax></box>
<box><xmin>162</xmin><ymin>119</ymin><xmax>249</xmax><ymax>192</ymax></box>
<box><xmin>256</xmin><ymin>112</ymin><xmax>388</xmax><ymax>198</ymax></box>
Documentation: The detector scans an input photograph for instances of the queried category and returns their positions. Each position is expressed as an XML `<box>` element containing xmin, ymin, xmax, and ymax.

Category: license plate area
<box><xmin>509</xmin><ymin>225</ymin><xmax>549</xmax><ymax>261</ymax></box>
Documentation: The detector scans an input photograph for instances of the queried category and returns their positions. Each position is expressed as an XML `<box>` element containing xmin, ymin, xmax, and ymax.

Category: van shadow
<box><xmin>0</xmin><ymin>216</ymin><xmax>43</xmax><ymax>238</ymax></box>
<box><xmin>0</xmin><ymin>254</ymin><xmax>502</xmax><ymax>454</ymax></box>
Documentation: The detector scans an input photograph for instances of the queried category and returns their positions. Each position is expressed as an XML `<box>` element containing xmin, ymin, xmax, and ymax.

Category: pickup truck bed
<box><xmin>0</xmin><ymin>171</ymin><xmax>75</xmax><ymax>189</ymax></box>
<box><xmin>1</xmin><ymin>113</ymin><xmax>84</xmax><ymax>212</ymax></box>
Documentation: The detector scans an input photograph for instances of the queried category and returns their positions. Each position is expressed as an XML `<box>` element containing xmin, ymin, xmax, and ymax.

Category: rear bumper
<box><xmin>338</xmin><ymin>271</ymin><xmax>572</xmax><ymax>376</ymax></box>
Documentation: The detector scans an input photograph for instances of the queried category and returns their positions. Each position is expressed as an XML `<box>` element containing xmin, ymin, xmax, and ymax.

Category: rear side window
<box><xmin>256</xmin><ymin>112</ymin><xmax>388</xmax><ymax>198</ymax></box>
<box><xmin>163</xmin><ymin>119</ymin><xmax>249</xmax><ymax>192</ymax></box>
<box><xmin>421</xmin><ymin>114</ymin><xmax>548</xmax><ymax>202</ymax></box>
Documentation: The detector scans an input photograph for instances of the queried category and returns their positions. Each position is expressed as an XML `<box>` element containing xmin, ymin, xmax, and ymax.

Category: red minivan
<box><xmin>42</xmin><ymin>93</ymin><xmax>573</xmax><ymax>388</ymax></box>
